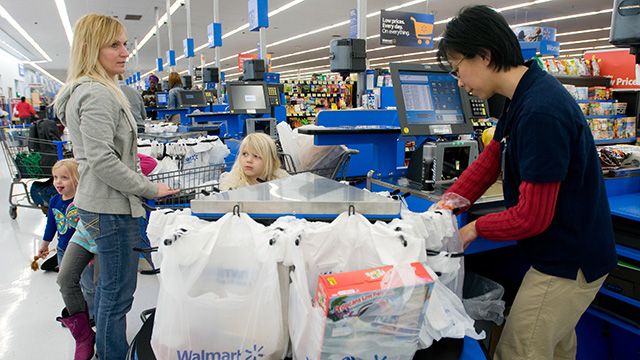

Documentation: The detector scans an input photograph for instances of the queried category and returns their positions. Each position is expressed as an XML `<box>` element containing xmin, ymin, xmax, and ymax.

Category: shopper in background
<box><xmin>118</xmin><ymin>74</ymin><xmax>147</xmax><ymax>132</ymax></box>
<box><xmin>53</xmin><ymin>14</ymin><xmax>178</xmax><ymax>359</ymax></box>
<box><xmin>15</xmin><ymin>96</ymin><xmax>38</xmax><ymax>124</ymax></box>
<box><xmin>166</xmin><ymin>71</ymin><xmax>184</xmax><ymax>109</ymax></box>
<box><xmin>219</xmin><ymin>133</ymin><xmax>289</xmax><ymax>190</ymax></box>
<box><xmin>436</xmin><ymin>5</ymin><xmax>616</xmax><ymax>360</ymax></box>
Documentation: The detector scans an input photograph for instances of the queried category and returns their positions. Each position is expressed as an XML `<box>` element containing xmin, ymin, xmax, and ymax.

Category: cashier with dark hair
<box><xmin>436</xmin><ymin>5</ymin><xmax>616</xmax><ymax>360</ymax></box>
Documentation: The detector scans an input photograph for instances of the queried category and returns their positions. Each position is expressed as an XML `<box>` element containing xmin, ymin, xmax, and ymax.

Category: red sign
<box><xmin>237</xmin><ymin>53</ymin><xmax>258</xmax><ymax>72</ymax></box>
<box><xmin>585</xmin><ymin>49</ymin><xmax>639</xmax><ymax>89</ymax></box>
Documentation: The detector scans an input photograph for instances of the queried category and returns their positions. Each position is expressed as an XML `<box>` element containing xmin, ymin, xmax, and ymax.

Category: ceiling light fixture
<box><xmin>556</xmin><ymin>27</ymin><xmax>611</xmax><ymax>37</ymax></box>
<box><xmin>0</xmin><ymin>4</ymin><xmax>52</xmax><ymax>61</ymax></box>
<box><xmin>0</xmin><ymin>38</ymin><xmax>31</xmax><ymax>61</ymax></box>
<box><xmin>27</xmin><ymin>62</ymin><xmax>64</xmax><ymax>85</ymax></box>
<box><xmin>559</xmin><ymin>37</ymin><xmax>609</xmax><ymax>46</ymax></box>
<box><xmin>512</xmin><ymin>8</ymin><xmax>613</xmax><ymax>27</ymax></box>
<box><xmin>54</xmin><ymin>0</ymin><xmax>73</xmax><ymax>46</ymax></box>
<box><xmin>128</xmin><ymin>0</ymin><xmax>182</xmax><ymax>61</ymax></box>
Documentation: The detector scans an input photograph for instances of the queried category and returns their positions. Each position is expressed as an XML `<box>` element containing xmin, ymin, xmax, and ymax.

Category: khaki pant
<box><xmin>494</xmin><ymin>267</ymin><xmax>606</xmax><ymax>360</ymax></box>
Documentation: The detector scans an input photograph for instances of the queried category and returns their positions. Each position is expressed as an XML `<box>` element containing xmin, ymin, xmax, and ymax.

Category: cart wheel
<box><xmin>9</xmin><ymin>206</ymin><xmax>17</xmax><ymax>220</ymax></box>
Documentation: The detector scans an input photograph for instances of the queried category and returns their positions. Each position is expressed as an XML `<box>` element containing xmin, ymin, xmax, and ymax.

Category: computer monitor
<box><xmin>156</xmin><ymin>92</ymin><xmax>168</xmax><ymax>107</ymax></box>
<box><xmin>245</xmin><ymin>118</ymin><xmax>277</xmax><ymax>139</ymax></box>
<box><xmin>390</xmin><ymin>62</ymin><xmax>473</xmax><ymax>136</ymax></box>
<box><xmin>226</xmin><ymin>82</ymin><xmax>271</xmax><ymax>114</ymax></box>
<box><xmin>178</xmin><ymin>90</ymin><xmax>207</xmax><ymax>107</ymax></box>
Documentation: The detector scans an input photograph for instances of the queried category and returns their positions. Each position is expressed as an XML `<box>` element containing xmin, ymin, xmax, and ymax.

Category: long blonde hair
<box><xmin>231</xmin><ymin>133</ymin><xmax>282</xmax><ymax>184</ymax></box>
<box><xmin>57</xmin><ymin>14</ymin><xmax>130</xmax><ymax>109</ymax></box>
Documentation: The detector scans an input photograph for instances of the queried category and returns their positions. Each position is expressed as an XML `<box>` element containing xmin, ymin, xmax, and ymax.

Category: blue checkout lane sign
<box><xmin>380</xmin><ymin>10</ymin><xmax>434</xmax><ymax>48</ymax></box>
<box><xmin>208</xmin><ymin>23</ymin><xmax>223</xmax><ymax>48</ymax></box>
<box><xmin>349</xmin><ymin>8</ymin><xmax>358</xmax><ymax>38</ymax></box>
<box><xmin>248</xmin><ymin>0</ymin><xmax>268</xmax><ymax>31</ymax></box>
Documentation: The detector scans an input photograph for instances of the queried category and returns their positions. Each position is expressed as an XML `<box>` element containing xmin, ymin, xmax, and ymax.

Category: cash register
<box><xmin>390</xmin><ymin>62</ymin><xmax>484</xmax><ymax>191</ymax></box>
<box><xmin>227</xmin><ymin>81</ymin><xmax>277</xmax><ymax>139</ymax></box>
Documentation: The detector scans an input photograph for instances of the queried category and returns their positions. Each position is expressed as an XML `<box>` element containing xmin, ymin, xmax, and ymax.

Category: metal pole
<box><xmin>186</xmin><ymin>0</ymin><xmax>193</xmax><ymax>76</ymax></box>
<box><xmin>356</xmin><ymin>0</ymin><xmax>367</xmax><ymax>106</ymax></box>
<box><xmin>134</xmin><ymin>37</ymin><xmax>139</xmax><ymax>88</ymax></box>
<box><xmin>155</xmin><ymin>6</ymin><xmax>162</xmax><ymax>75</ymax></box>
<box><xmin>213</xmin><ymin>0</ymin><xmax>222</xmax><ymax>103</ymax></box>
<box><xmin>166</xmin><ymin>0</ymin><xmax>174</xmax><ymax>72</ymax></box>
<box><xmin>259</xmin><ymin>27</ymin><xmax>267</xmax><ymax>60</ymax></box>
<box><xmin>213</xmin><ymin>0</ymin><xmax>220</xmax><ymax>69</ymax></box>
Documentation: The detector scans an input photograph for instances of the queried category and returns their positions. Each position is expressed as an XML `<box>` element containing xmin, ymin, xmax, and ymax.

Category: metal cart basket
<box><xmin>146</xmin><ymin>162</ymin><xmax>231</xmax><ymax>208</ymax></box>
<box><xmin>1</xmin><ymin>127</ymin><xmax>70</xmax><ymax>219</ymax></box>
<box><xmin>279</xmin><ymin>148</ymin><xmax>359</xmax><ymax>180</ymax></box>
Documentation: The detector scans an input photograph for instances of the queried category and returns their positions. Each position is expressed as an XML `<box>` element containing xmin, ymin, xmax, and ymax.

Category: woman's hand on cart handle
<box><xmin>155</xmin><ymin>183</ymin><xmax>180</xmax><ymax>198</ymax></box>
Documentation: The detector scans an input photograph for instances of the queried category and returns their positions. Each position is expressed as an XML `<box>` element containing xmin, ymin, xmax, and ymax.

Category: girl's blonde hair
<box><xmin>231</xmin><ymin>133</ymin><xmax>282</xmax><ymax>184</ymax></box>
<box><xmin>56</xmin><ymin>14</ymin><xmax>130</xmax><ymax>110</ymax></box>
<box><xmin>52</xmin><ymin>159</ymin><xmax>80</xmax><ymax>190</ymax></box>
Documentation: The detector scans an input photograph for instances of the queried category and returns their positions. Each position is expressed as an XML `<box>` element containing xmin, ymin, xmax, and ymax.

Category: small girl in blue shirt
<box><xmin>37</xmin><ymin>159</ymin><xmax>97</xmax><ymax>359</ymax></box>
<box><xmin>37</xmin><ymin>159</ymin><xmax>80</xmax><ymax>262</ymax></box>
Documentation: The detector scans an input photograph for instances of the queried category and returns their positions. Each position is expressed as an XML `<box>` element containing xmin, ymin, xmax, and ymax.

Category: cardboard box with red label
<box><xmin>314</xmin><ymin>262</ymin><xmax>434</xmax><ymax>357</ymax></box>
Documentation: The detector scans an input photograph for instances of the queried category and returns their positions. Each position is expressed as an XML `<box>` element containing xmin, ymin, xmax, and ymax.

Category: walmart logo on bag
<box><xmin>176</xmin><ymin>344</ymin><xmax>264</xmax><ymax>360</ymax></box>
<box><xmin>342</xmin><ymin>356</ymin><xmax>388</xmax><ymax>360</ymax></box>
<box><xmin>244</xmin><ymin>344</ymin><xmax>265</xmax><ymax>360</ymax></box>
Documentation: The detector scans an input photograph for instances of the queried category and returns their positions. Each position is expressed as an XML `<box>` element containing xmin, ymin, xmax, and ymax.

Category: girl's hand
<box><xmin>37</xmin><ymin>240</ymin><xmax>50</xmax><ymax>259</ymax></box>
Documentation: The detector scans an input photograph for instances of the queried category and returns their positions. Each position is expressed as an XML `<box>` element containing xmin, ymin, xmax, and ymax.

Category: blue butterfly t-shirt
<box><xmin>43</xmin><ymin>194</ymin><xmax>79</xmax><ymax>251</ymax></box>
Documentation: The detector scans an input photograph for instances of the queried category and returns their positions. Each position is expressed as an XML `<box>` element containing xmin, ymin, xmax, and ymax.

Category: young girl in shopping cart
<box><xmin>36</xmin><ymin>159</ymin><xmax>98</xmax><ymax>360</ymax></box>
<box><xmin>219</xmin><ymin>133</ymin><xmax>289</xmax><ymax>191</ymax></box>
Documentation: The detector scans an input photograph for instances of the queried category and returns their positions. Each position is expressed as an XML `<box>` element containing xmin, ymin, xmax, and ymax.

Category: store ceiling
<box><xmin>0</xmin><ymin>0</ymin><xmax>618</xmax><ymax>83</ymax></box>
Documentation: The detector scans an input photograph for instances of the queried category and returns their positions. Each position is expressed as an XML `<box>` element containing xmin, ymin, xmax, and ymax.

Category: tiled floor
<box><xmin>0</xmin><ymin>150</ymin><xmax>159</xmax><ymax>359</ymax></box>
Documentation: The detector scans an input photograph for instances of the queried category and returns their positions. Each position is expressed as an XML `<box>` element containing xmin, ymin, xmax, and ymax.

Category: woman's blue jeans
<box><xmin>79</xmin><ymin>209</ymin><xmax>140</xmax><ymax>360</ymax></box>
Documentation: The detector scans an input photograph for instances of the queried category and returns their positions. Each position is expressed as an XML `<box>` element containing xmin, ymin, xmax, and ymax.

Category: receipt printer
<box><xmin>407</xmin><ymin>140</ymin><xmax>479</xmax><ymax>191</ymax></box>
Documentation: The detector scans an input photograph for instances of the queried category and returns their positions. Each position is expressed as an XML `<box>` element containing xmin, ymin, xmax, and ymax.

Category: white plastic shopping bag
<box><xmin>151</xmin><ymin>213</ymin><xmax>286</xmax><ymax>360</ymax></box>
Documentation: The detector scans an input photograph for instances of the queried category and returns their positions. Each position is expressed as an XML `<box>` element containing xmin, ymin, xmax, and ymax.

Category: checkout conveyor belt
<box><xmin>190</xmin><ymin>173</ymin><xmax>401</xmax><ymax>220</ymax></box>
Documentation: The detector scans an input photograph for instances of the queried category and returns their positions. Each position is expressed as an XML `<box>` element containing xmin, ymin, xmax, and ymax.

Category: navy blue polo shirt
<box><xmin>493</xmin><ymin>61</ymin><xmax>616</xmax><ymax>282</ymax></box>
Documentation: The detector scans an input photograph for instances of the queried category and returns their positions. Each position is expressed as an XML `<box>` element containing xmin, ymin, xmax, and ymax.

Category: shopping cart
<box><xmin>0</xmin><ymin>127</ymin><xmax>70</xmax><ymax>219</ymax></box>
<box><xmin>410</xmin><ymin>16</ymin><xmax>434</xmax><ymax>45</ymax></box>
<box><xmin>279</xmin><ymin>148</ymin><xmax>359</xmax><ymax>180</ymax></box>
<box><xmin>146</xmin><ymin>162</ymin><xmax>231</xmax><ymax>208</ymax></box>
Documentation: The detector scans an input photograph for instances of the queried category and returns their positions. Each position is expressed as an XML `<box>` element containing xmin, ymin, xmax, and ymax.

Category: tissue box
<box><xmin>315</xmin><ymin>262</ymin><xmax>434</xmax><ymax>357</ymax></box>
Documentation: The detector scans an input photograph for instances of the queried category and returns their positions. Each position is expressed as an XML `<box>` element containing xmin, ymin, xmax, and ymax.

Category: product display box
<box><xmin>315</xmin><ymin>262</ymin><xmax>434</xmax><ymax>357</ymax></box>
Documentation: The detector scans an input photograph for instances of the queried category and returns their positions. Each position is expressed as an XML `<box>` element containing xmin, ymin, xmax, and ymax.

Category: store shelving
<box><xmin>576</xmin><ymin>99</ymin><xmax>618</xmax><ymax>103</ymax></box>
<box><xmin>595</xmin><ymin>138</ymin><xmax>637</xmax><ymax>145</ymax></box>
<box><xmin>586</xmin><ymin>115</ymin><xmax>627</xmax><ymax>119</ymax></box>
<box><xmin>283</xmin><ymin>79</ymin><xmax>354</xmax><ymax>128</ymax></box>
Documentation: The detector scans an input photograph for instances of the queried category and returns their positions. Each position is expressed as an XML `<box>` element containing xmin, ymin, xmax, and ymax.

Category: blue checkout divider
<box><xmin>315</xmin><ymin>110</ymin><xmax>406</xmax><ymax>178</ymax></box>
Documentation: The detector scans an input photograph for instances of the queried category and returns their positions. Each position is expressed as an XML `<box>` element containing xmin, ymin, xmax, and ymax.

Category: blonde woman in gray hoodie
<box><xmin>54</xmin><ymin>14</ymin><xmax>178</xmax><ymax>360</ymax></box>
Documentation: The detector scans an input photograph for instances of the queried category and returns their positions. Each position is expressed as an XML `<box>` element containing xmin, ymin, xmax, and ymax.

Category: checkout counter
<box><xmin>189</xmin><ymin>63</ymin><xmax>498</xmax><ymax>359</ymax></box>
<box><xmin>184</xmin><ymin>82</ymin><xmax>285</xmax><ymax>140</ymax></box>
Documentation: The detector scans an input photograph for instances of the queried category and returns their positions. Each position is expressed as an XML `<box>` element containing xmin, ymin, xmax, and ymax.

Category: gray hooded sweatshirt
<box><xmin>55</xmin><ymin>77</ymin><xmax>157</xmax><ymax>218</ymax></box>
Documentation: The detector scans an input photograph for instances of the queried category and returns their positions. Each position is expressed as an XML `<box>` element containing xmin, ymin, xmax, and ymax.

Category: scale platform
<box><xmin>191</xmin><ymin>172</ymin><xmax>401</xmax><ymax>220</ymax></box>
